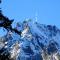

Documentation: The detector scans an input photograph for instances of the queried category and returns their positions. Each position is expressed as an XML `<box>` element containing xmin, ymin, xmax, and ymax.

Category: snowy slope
<box><xmin>0</xmin><ymin>20</ymin><xmax>60</xmax><ymax>60</ymax></box>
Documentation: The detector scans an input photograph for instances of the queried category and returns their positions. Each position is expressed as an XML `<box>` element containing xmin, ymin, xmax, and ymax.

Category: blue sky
<box><xmin>1</xmin><ymin>0</ymin><xmax>60</xmax><ymax>28</ymax></box>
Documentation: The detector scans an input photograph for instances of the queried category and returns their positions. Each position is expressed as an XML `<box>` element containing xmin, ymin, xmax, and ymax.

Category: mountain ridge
<box><xmin>0</xmin><ymin>19</ymin><xmax>60</xmax><ymax>60</ymax></box>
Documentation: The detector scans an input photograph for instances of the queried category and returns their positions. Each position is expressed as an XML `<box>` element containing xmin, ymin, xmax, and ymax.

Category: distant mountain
<box><xmin>0</xmin><ymin>19</ymin><xmax>60</xmax><ymax>60</ymax></box>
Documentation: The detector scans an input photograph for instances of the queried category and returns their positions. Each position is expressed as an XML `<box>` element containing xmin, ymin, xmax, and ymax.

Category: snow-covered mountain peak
<box><xmin>0</xmin><ymin>19</ymin><xmax>60</xmax><ymax>60</ymax></box>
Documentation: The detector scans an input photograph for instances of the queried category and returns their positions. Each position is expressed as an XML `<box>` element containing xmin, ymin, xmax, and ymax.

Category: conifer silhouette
<box><xmin>0</xmin><ymin>10</ymin><xmax>14</xmax><ymax>30</ymax></box>
<box><xmin>0</xmin><ymin>10</ymin><xmax>21</xmax><ymax>35</ymax></box>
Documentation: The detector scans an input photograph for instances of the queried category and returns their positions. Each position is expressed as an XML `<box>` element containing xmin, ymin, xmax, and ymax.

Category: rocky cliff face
<box><xmin>0</xmin><ymin>20</ymin><xmax>60</xmax><ymax>60</ymax></box>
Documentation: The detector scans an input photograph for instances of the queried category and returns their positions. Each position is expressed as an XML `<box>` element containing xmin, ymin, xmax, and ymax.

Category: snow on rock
<box><xmin>0</xmin><ymin>20</ymin><xmax>60</xmax><ymax>60</ymax></box>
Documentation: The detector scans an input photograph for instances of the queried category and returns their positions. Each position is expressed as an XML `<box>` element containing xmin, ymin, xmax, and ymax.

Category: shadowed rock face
<box><xmin>0</xmin><ymin>48</ymin><xmax>11</xmax><ymax>60</ymax></box>
<box><xmin>47</xmin><ymin>41</ymin><xmax>58</xmax><ymax>55</ymax></box>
